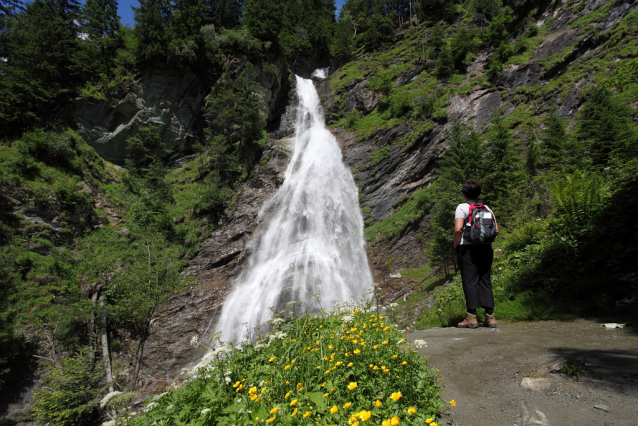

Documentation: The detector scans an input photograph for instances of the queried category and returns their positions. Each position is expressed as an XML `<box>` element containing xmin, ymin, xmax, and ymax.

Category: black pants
<box><xmin>456</xmin><ymin>244</ymin><xmax>495</xmax><ymax>310</ymax></box>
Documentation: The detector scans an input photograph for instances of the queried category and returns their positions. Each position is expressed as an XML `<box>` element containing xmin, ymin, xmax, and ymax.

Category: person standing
<box><xmin>453</xmin><ymin>182</ymin><xmax>499</xmax><ymax>328</ymax></box>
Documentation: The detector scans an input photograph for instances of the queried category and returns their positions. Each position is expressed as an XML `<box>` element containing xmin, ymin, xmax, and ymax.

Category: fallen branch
<box><xmin>32</xmin><ymin>355</ymin><xmax>56</xmax><ymax>363</ymax></box>
<box><xmin>387</xmin><ymin>266</ymin><xmax>442</xmax><ymax>304</ymax></box>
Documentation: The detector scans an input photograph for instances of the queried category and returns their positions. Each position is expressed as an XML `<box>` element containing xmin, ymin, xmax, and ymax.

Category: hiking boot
<box><xmin>483</xmin><ymin>313</ymin><xmax>497</xmax><ymax>328</ymax></box>
<box><xmin>458</xmin><ymin>312</ymin><xmax>479</xmax><ymax>329</ymax></box>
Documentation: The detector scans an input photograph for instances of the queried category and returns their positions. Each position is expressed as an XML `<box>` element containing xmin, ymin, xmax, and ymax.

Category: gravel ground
<box><xmin>408</xmin><ymin>320</ymin><xmax>638</xmax><ymax>426</ymax></box>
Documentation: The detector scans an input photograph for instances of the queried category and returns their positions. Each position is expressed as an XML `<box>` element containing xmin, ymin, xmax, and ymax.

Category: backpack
<box><xmin>463</xmin><ymin>203</ymin><xmax>497</xmax><ymax>244</ymax></box>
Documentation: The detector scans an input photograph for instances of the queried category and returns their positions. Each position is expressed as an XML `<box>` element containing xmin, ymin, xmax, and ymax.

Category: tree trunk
<box><xmin>100</xmin><ymin>294</ymin><xmax>114</xmax><ymax>393</ymax></box>
<box><xmin>132</xmin><ymin>336</ymin><xmax>146</xmax><ymax>391</ymax></box>
<box><xmin>89</xmin><ymin>292</ymin><xmax>98</xmax><ymax>367</ymax></box>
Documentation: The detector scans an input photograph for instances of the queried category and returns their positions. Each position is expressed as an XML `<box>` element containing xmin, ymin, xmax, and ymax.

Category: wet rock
<box><xmin>521</xmin><ymin>377</ymin><xmax>553</xmax><ymax>391</ymax></box>
<box><xmin>594</xmin><ymin>404</ymin><xmax>611</xmax><ymax>412</ymax></box>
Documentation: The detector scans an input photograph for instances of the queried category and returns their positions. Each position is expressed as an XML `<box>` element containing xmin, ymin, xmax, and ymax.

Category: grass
<box><xmin>364</xmin><ymin>186</ymin><xmax>432</xmax><ymax>242</ymax></box>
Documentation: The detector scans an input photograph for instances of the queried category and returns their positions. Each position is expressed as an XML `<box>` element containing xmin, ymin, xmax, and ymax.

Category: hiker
<box><xmin>453</xmin><ymin>181</ymin><xmax>499</xmax><ymax>328</ymax></box>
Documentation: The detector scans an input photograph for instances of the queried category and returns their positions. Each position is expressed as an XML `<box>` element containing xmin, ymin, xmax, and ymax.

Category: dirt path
<box><xmin>409</xmin><ymin>320</ymin><xmax>638</xmax><ymax>426</ymax></box>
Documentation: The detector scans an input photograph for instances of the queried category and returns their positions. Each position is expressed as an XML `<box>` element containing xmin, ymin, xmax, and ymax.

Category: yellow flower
<box><xmin>284</xmin><ymin>364</ymin><xmax>291</xmax><ymax>370</ymax></box>
<box><xmin>389</xmin><ymin>391</ymin><xmax>402</xmax><ymax>401</ymax></box>
<box><xmin>266</xmin><ymin>417</ymin><xmax>275</xmax><ymax>423</ymax></box>
<box><xmin>354</xmin><ymin>349</ymin><xmax>361</xmax><ymax>354</ymax></box>
<box><xmin>303</xmin><ymin>411</ymin><xmax>311</xmax><ymax>418</ymax></box>
<box><xmin>249</xmin><ymin>386</ymin><xmax>257</xmax><ymax>394</ymax></box>
<box><xmin>290</xmin><ymin>399</ymin><xmax>298</xmax><ymax>406</ymax></box>
<box><xmin>330</xmin><ymin>405</ymin><xmax>338</xmax><ymax>414</ymax></box>
<box><xmin>450</xmin><ymin>400</ymin><xmax>456</xmax><ymax>407</ymax></box>
<box><xmin>292</xmin><ymin>408</ymin><xmax>298</xmax><ymax>416</ymax></box>
<box><xmin>425</xmin><ymin>419</ymin><xmax>434</xmax><ymax>424</ymax></box>
<box><xmin>284</xmin><ymin>391</ymin><xmax>290</xmax><ymax>398</ymax></box>
<box><xmin>390</xmin><ymin>416</ymin><xmax>400</xmax><ymax>425</ymax></box>
<box><xmin>382</xmin><ymin>341</ymin><xmax>388</xmax><ymax>345</ymax></box>
<box><xmin>373</xmin><ymin>345</ymin><xmax>379</xmax><ymax>349</ymax></box>
<box><xmin>347</xmin><ymin>382</ymin><xmax>358</xmax><ymax>390</ymax></box>
<box><xmin>348</xmin><ymin>362</ymin><xmax>354</xmax><ymax>367</ymax></box>
<box><xmin>408</xmin><ymin>407</ymin><xmax>416</xmax><ymax>415</ymax></box>
<box><xmin>382</xmin><ymin>421</ymin><xmax>390</xmax><ymax>426</ymax></box>
<box><xmin>233</xmin><ymin>381</ymin><xmax>241</xmax><ymax>388</ymax></box>
<box><xmin>323</xmin><ymin>393</ymin><xmax>330</xmax><ymax>398</ymax></box>
<box><xmin>317</xmin><ymin>366</ymin><xmax>321</xmax><ymax>370</ymax></box>
<box><xmin>268</xmin><ymin>356</ymin><xmax>275</xmax><ymax>362</ymax></box>
<box><xmin>401</xmin><ymin>361</ymin><xmax>407</xmax><ymax>365</ymax></box>
<box><xmin>343</xmin><ymin>402</ymin><xmax>352</xmax><ymax>409</ymax></box>
<box><xmin>373</xmin><ymin>400</ymin><xmax>382</xmax><ymax>407</ymax></box>
<box><xmin>432</xmin><ymin>423</ymin><xmax>438</xmax><ymax>426</ymax></box>
<box><xmin>335</xmin><ymin>361</ymin><xmax>343</xmax><ymax>367</ymax></box>
<box><xmin>285</xmin><ymin>381</ymin><xmax>290</xmax><ymax>385</ymax></box>
<box><xmin>291</xmin><ymin>359</ymin><xmax>296</xmax><ymax>363</ymax></box>
<box><xmin>296</xmin><ymin>383</ymin><xmax>303</xmax><ymax>389</ymax></box>
<box><xmin>270</xmin><ymin>406</ymin><xmax>279</xmax><ymax>415</ymax></box>
<box><xmin>358</xmin><ymin>410</ymin><xmax>371</xmax><ymax>421</ymax></box>
<box><xmin>325</xmin><ymin>370</ymin><xmax>331</xmax><ymax>374</ymax></box>
<box><xmin>391</xmin><ymin>355</ymin><xmax>398</xmax><ymax>359</ymax></box>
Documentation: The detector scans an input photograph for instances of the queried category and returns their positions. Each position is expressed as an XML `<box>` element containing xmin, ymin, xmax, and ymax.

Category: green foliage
<box><xmin>0</xmin><ymin>0</ymin><xmax>83</xmax><ymax>136</ymax></box>
<box><xmin>131</xmin><ymin>304</ymin><xmax>444</xmax><ymax>425</ymax></box>
<box><xmin>560</xmin><ymin>359</ymin><xmax>587</xmax><ymax>378</ymax></box>
<box><xmin>550</xmin><ymin>170</ymin><xmax>605</xmax><ymax>234</ymax></box>
<box><xmin>541</xmin><ymin>113</ymin><xmax>567</xmax><ymax>169</ymax></box>
<box><xmin>32</xmin><ymin>348</ymin><xmax>106</xmax><ymax>426</ymax></box>
<box><xmin>576</xmin><ymin>87</ymin><xmax>637</xmax><ymax>166</ymax></box>
<box><xmin>332</xmin><ymin>9</ymin><xmax>355</xmax><ymax>67</ymax></box>
<box><xmin>481</xmin><ymin>112</ymin><xmax>522</xmax><ymax>220</ymax></box>
<box><xmin>370</xmin><ymin>146</ymin><xmax>392</xmax><ymax>165</ymax></box>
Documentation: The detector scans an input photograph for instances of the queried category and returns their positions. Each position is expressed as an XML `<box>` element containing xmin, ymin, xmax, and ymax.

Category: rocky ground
<box><xmin>408</xmin><ymin>320</ymin><xmax>638</xmax><ymax>426</ymax></box>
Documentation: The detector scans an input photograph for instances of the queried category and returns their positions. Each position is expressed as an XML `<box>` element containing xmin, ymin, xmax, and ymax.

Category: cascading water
<box><xmin>216</xmin><ymin>75</ymin><xmax>373</xmax><ymax>342</ymax></box>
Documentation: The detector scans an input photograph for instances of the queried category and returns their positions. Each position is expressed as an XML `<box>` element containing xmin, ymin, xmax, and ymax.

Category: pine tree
<box><xmin>541</xmin><ymin>113</ymin><xmax>566</xmax><ymax>170</ymax></box>
<box><xmin>204</xmin><ymin>0</ymin><xmax>242</xmax><ymax>29</ymax></box>
<box><xmin>243</xmin><ymin>0</ymin><xmax>282</xmax><ymax>44</ymax></box>
<box><xmin>482</xmin><ymin>112</ymin><xmax>521</xmax><ymax>221</ymax></box>
<box><xmin>576</xmin><ymin>87</ymin><xmax>637</xmax><ymax>166</ymax></box>
<box><xmin>0</xmin><ymin>0</ymin><xmax>84</xmax><ymax>136</ymax></box>
<box><xmin>332</xmin><ymin>9</ymin><xmax>354</xmax><ymax>67</ymax></box>
<box><xmin>133</xmin><ymin>0</ymin><xmax>172</xmax><ymax>67</ymax></box>
<box><xmin>80</xmin><ymin>0</ymin><xmax>122</xmax><ymax>78</ymax></box>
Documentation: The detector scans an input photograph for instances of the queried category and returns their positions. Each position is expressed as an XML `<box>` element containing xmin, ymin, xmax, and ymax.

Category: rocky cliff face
<box><xmin>72</xmin><ymin>60</ymin><xmax>290</xmax><ymax>164</ymax></box>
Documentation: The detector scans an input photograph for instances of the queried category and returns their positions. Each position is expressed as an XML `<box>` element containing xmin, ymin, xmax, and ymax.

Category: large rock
<box><xmin>74</xmin><ymin>69</ymin><xmax>207</xmax><ymax>163</ymax></box>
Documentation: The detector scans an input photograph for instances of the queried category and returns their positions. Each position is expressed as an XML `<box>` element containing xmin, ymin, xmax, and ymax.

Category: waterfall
<box><xmin>216</xmin><ymin>75</ymin><xmax>373</xmax><ymax>343</ymax></box>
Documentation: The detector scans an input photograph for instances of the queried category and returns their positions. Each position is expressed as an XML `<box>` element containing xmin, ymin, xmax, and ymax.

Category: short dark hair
<box><xmin>462</xmin><ymin>181</ymin><xmax>481</xmax><ymax>199</ymax></box>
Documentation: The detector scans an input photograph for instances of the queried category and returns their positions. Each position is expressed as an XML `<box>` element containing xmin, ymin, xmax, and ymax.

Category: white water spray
<box><xmin>216</xmin><ymin>75</ymin><xmax>373</xmax><ymax>342</ymax></box>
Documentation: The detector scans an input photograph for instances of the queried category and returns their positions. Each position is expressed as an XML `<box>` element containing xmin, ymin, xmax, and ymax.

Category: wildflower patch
<box><xmin>131</xmin><ymin>305</ymin><xmax>444</xmax><ymax>425</ymax></box>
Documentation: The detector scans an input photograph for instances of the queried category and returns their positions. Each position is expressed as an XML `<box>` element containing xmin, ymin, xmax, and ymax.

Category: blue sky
<box><xmin>113</xmin><ymin>0</ymin><xmax>348</xmax><ymax>28</ymax></box>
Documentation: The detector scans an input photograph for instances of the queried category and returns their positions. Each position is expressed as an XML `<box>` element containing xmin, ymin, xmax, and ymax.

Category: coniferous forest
<box><xmin>1</xmin><ymin>0</ymin><xmax>637</xmax><ymax>424</ymax></box>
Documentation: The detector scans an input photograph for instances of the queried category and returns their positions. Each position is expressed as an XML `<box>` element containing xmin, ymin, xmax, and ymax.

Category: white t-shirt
<box><xmin>455</xmin><ymin>200</ymin><xmax>496</xmax><ymax>245</ymax></box>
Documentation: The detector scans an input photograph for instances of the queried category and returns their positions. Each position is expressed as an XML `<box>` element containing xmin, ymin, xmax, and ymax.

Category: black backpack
<box><xmin>463</xmin><ymin>203</ymin><xmax>497</xmax><ymax>244</ymax></box>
